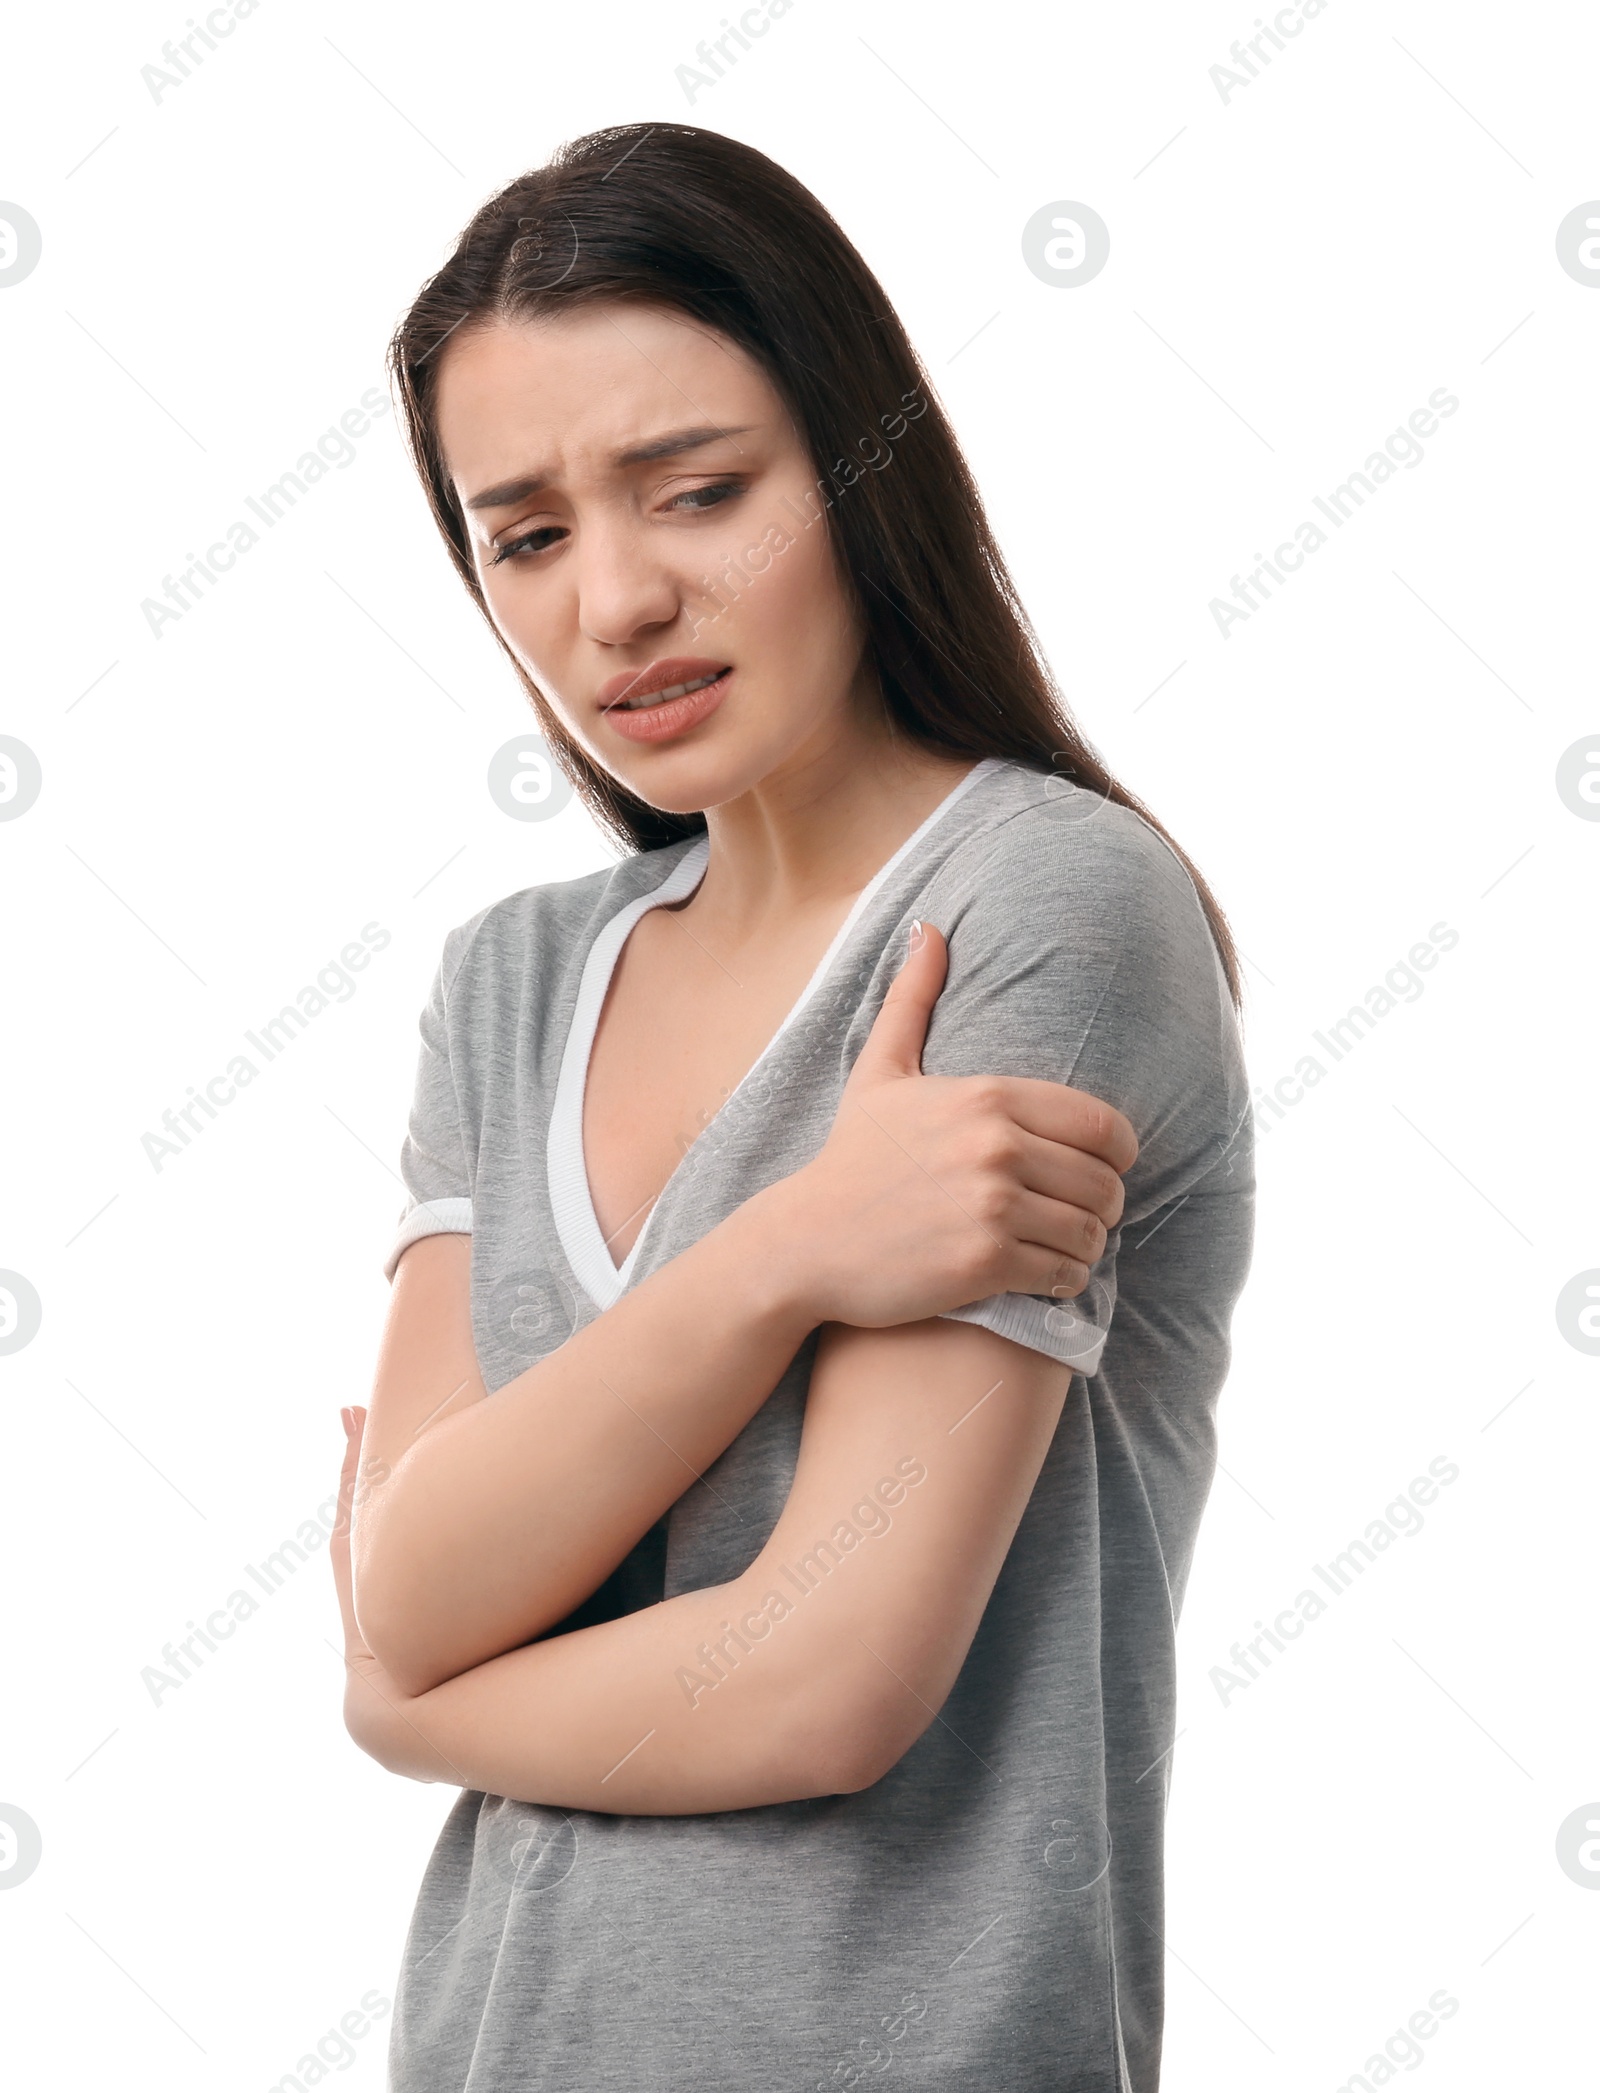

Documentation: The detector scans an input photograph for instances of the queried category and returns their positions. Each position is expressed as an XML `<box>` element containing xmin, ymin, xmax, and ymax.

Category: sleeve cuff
<box><xmin>384</xmin><ymin>1197</ymin><xmax>473</xmax><ymax>1282</ymax></box>
<box><xmin>938</xmin><ymin>1293</ymin><xmax>1109</xmax><ymax>1374</ymax></box>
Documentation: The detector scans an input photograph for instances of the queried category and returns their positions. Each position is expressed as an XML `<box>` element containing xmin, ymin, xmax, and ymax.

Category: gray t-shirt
<box><xmin>380</xmin><ymin>756</ymin><xmax>1254</xmax><ymax>2093</ymax></box>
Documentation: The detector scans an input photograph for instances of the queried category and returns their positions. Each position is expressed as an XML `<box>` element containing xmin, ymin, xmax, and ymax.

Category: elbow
<box><xmin>359</xmin><ymin>1578</ymin><xmax>532</xmax><ymax>1700</ymax></box>
<box><xmin>342</xmin><ymin>1671</ymin><xmax>406</xmax><ymax>1775</ymax></box>
<box><xmin>343</xmin><ymin>1704</ymin><xmax>439</xmax><ymax>1787</ymax></box>
<box><xmin>762</xmin><ymin>1619</ymin><xmax>961</xmax><ymax>1797</ymax></box>
<box><xmin>355</xmin><ymin>1580</ymin><xmax>462</xmax><ymax>1699</ymax></box>
<box><xmin>359</xmin><ymin>1615</ymin><xmax>436</xmax><ymax>1702</ymax></box>
<box><xmin>350</xmin><ymin>1496</ymin><xmax>456</xmax><ymax>1697</ymax></box>
<box><xmin>836</xmin><ymin>1709</ymin><xmax>933</xmax><ymax>1794</ymax></box>
<box><xmin>350</xmin><ymin>1557</ymin><xmax>447</xmax><ymax>1699</ymax></box>
<box><xmin>791</xmin><ymin>1684</ymin><xmax>936</xmax><ymax>1797</ymax></box>
<box><xmin>343</xmin><ymin>1697</ymin><xmax>391</xmax><ymax>1769</ymax></box>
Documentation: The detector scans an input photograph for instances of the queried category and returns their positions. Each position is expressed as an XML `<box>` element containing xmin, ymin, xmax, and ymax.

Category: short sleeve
<box><xmin>383</xmin><ymin>924</ymin><xmax>478</xmax><ymax>1282</ymax></box>
<box><xmin>918</xmin><ymin>793</ymin><xmax>1253</xmax><ymax>1376</ymax></box>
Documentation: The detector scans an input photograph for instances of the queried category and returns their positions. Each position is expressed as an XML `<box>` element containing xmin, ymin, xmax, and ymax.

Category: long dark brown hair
<box><xmin>389</xmin><ymin>122</ymin><xmax>1241</xmax><ymax>1005</ymax></box>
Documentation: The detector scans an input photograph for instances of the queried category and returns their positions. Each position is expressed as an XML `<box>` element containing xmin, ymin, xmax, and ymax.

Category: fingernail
<box><xmin>907</xmin><ymin>918</ymin><xmax>925</xmax><ymax>954</ymax></box>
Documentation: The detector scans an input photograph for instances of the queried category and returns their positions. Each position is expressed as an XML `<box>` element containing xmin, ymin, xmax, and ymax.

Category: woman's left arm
<box><xmin>332</xmin><ymin>1312</ymin><xmax>1071</xmax><ymax>1811</ymax></box>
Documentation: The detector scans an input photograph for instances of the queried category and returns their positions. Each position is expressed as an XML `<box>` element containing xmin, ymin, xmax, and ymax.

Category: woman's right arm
<box><xmin>351</xmin><ymin>925</ymin><xmax>1134</xmax><ymax>1697</ymax></box>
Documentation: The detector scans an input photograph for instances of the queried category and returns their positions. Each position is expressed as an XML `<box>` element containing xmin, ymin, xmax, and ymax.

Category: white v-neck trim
<box><xmin>547</xmin><ymin>758</ymin><xmax>1001</xmax><ymax>1310</ymax></box>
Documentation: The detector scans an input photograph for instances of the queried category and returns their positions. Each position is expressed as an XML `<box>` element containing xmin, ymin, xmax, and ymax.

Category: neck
<box><xmin>687</xmin><ymin>723</ymin><xmax>977</xmax><ymax>940</ymax></box>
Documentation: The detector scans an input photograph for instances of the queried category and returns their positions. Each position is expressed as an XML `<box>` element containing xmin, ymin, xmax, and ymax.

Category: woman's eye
<box><xmin>668</xmin><ymin>479</ymin><xmax>742</xmax><ymax>513</ymax></box>
<box><xmin>488</xmin><ymin>480</ymin><xmax>741</xmax><ymax>566</ymax></box>
<box><xmin>489</xmin><ymin>527</ymin><xmax>564</xmax><ymax>566</ymax></box>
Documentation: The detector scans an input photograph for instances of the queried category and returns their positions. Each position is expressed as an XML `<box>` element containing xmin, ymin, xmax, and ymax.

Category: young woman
<box><xmin>330</xmin><ymin>123</ymin><xmax>1254</xmax><ymax>2093</ymax></box>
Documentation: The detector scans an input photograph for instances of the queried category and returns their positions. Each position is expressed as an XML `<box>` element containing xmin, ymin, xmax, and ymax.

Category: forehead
<box><xmin>433</xmin><ymin>303</ymin><xmax>779</xmax><ymax>490</ymax></box>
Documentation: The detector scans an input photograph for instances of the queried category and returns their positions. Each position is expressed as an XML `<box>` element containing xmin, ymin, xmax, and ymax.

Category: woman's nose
<box><xmin>573</xmin><ymin>522</ymin><xmax>684</xmax><ymax>647</ymax></box>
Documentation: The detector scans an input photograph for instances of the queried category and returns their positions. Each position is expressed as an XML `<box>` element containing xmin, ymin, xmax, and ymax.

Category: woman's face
<box><xmin>434</xmin><ymin>301</ymin><xmax>880</xmax><ymax>815</ymax></box>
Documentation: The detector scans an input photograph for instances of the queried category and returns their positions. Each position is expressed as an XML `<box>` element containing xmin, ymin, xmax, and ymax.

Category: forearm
<box><xmin>353</xmin><ymin>1183</ymin><xmax>817</xmax><ymax>1697</ymax></box>
<box><xmin>344</xmin><ymin>1558</ymin><xmax>861</xmax><ymax>1814</ymax></box>
<box><xmin>345</xmin><ymin>1319</ymin><xmax>1067</xmax><ymax>1816</ymax></box>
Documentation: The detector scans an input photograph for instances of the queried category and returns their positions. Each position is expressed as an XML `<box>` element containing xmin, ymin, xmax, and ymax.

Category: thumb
<box><xmin>851</xmin><ymin>920</ymin><xmax>949</xmax><ymax>1083</ymax></box>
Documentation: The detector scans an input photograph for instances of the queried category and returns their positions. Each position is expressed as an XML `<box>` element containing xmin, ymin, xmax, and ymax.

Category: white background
<box><xmin>2</xmin><ymin>0</ymin><xmax>1595</xmax><ymax>2085</ymax></box>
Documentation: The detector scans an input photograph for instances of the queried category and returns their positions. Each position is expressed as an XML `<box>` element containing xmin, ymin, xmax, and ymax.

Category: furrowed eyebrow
<box><xmin>464</xmin><ymin>424</ymin><xmax>754</xmax><ymax>512</ymax></box>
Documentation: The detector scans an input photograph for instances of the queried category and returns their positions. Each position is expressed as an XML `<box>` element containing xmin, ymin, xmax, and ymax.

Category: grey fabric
<box><xmin>381</xmin><ymin>758</ymin><xmax>1254</xmax><ymax>2092</ymax></box>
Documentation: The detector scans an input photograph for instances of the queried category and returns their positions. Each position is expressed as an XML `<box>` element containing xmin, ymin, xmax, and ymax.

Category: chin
<box><xmin>601</xmin><ymin>727</ymin><xmax>803</xmax><ymax>819</ymax></box>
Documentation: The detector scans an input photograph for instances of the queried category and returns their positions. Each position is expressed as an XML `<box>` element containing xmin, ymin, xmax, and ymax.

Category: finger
<box><xmin>1011</xmin><ymin>1129</ymin><xmax>1126</xmax><ymax>1230</ymax></box>
<box><xmin>991</xmin><ymin>1078</ymin><xmax>1138</xmax><ymax>1174</ymax></box>
<box><xmin>946</xmin><ymin>1188</ymin><xmax>1108</xmax><ymax>1296</ymax></box>
<box><xmin>1007</xmin><ymin>1241</ymin><xmax>1093</xmax><ymax>1300</ymax></box>
<box><xmin>949</xmin><ymin>1185</ymin><xmax>1106</xmax><ymax>1271</ymax></box>
<box><xmin>1004</xmin><ymin>1187</ymin><xmax>1110</xmax><ymax>1270</ymax></box>
<box><xmin>849</xmin><ymin>920</ymin><xmax>949</xmax><ymax>1082</ymax></box>
<box><xmin>334</xmin><ymin>1413</ymin><xmax>362</xmax><ymax>1538</ymax></box>
<box><xmin>956</xmin><ymin>1222</ymin><xmax>1094</xmax><ymax>1302</ymax></box>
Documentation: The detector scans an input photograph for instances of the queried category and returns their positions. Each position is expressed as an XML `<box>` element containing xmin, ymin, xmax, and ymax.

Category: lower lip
<box><xmin>602</xmin><ymin>669</ymin><xmax>732</xmax><ymax>744</ymax></box>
